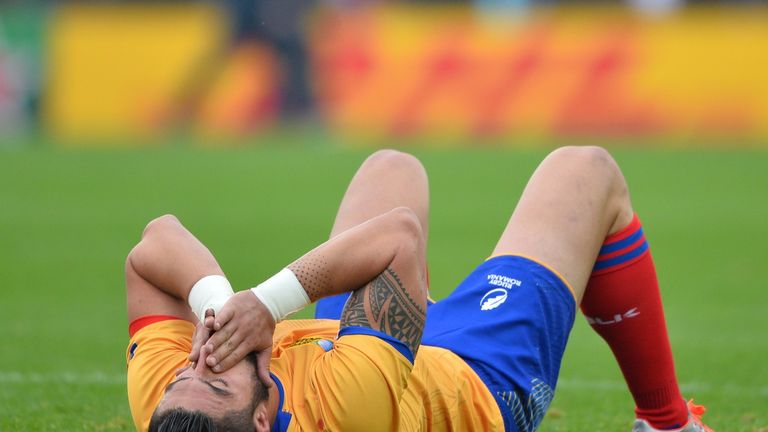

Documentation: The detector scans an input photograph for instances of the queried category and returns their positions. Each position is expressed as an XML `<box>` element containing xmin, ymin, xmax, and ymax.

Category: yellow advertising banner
<box><xmin>44</xmin><ymin>3</ymin><xmax>278</xmax><ymax>144</ymax></box>
<box><xmin>309</xmin><ymin>6</ymin><xmax>768</xmax><ymax>142</ymax></box>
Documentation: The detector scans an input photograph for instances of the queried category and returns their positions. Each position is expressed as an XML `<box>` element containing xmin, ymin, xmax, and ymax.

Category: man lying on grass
<box><xmin>126</xmin><ymin>147</ymin><xmax>713</xmax><ymax>431</ymax></box>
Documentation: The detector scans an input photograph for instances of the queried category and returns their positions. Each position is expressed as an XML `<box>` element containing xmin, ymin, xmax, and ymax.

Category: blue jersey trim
<box><xmin>594</xmin><ymin>241</ymin><xmax>649</xmax><ymax>271</ymax></box>
<box><xmin>270</xmin><ymin>373</ymin><xmax>292</xmax><ymax>432</ymax></box>
<box><xmin>599</xmin><ymin>227</ymin><xmax>644</xmax><ymax>255</ymax></box>
<box><xmin>338</xmin><ymin>326</ymin><xmax>414</xmax><ymax>364</ymax></box>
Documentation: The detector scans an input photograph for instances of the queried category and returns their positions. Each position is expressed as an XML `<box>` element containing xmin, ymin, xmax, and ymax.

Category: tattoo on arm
<box><xmin>340</xmin><ymin>268</ymin><xmax>426</xmax><ymax>357</ymax></box>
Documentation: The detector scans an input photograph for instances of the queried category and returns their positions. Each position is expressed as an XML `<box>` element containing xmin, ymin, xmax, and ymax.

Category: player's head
<box><xmin>149</xmin><ymin>351</ymin><xmax>271</xmax><ymax>431</ymax></box>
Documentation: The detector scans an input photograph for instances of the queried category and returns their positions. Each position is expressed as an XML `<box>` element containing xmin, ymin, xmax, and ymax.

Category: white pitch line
<box><xmin>1</xmin><ymin>372</ymin><xmax>766</xmax><ymax>397</ymax></box>
<box><xmin>555</xmin><ymin>378</ymin><xmax>768</xmax><ymax>397</ymax></box>
<box><xmin>0</xmin><ymin>371</ymin><xmax>125</xmax><ymax>385</ymax></box>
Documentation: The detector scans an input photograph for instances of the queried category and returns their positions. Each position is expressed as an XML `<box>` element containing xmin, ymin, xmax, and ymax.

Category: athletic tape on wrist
<box><xmin>250</xmin><ymin>268</ymin><xmax>310</xmax><ymax>322</ymax></box>
<box><xmin>188</xmin><ymin>275</ymin><xmax>234</xmax><ymax>323</ymax></box>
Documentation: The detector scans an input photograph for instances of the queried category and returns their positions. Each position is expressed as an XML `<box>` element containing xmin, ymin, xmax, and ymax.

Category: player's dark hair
<box><xmin>148</xmin><ymin>408</ymin><xmax>252</xmax><ymax>432</ymax></box>
<box><xmin>149</xmin><ymin>408</ymin><xmax>253</xmax><ymax>432</ymax></box>
<box><xmin>148</xmin><ymin>352</ymin><xmax>269</xmax><ymax>431</ymax></box>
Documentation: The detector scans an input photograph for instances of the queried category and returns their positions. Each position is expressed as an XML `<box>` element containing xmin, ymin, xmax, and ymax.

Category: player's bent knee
<box><xmin>548</xmin><ymin>146</ymin><xmax>632</xmax><ymax>225</ymax></box>
<box><xmin>547</xmin><ymin>145</ymin><xmax>613</xmax><ymax>168</ymax></box>
<box><xmin>141</xmin><ymin>214</ymin><xmax>181</xmax><ymax>239</ymax></box>
<box><xmin>363</xmin><ymin>149</ymin><xmax>425</xmax><ymax>176</ymax></box>
<box><xmin>548</xmin><ymin>145</ymin><xmax>622</xmax><ymax>186</ymax></box>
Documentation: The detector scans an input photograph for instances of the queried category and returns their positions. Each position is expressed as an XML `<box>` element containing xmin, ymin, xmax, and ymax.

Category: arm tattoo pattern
<box><xmin>288</xmin><ymin>257</ymin><xmax>331</xmax><ymax>302</ymax></box>
<box><xmin>340</xmin><ymin>268</ymin><xmax>426</xmax><ymax>356</ymax></box>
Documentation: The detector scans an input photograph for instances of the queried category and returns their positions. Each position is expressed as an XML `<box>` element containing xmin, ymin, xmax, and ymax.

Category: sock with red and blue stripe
<box><xmin>581</xmin><ymin>215</ymin><xmax>689</xmax><ymax>429</ymax></box>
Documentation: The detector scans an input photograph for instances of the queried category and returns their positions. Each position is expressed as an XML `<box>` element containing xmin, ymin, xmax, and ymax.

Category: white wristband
<box><xmin>250</xmin><ymin>268</ymin><xmax>310</xmax><ymax>323</ymax></box>
<box><xmin>188</xmin><ymin>275</ymin><xmax>234</xmax><ymax>323</ymax></box>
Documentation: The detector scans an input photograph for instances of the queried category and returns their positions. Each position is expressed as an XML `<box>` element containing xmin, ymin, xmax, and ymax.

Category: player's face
<box><xmin>156</xmin><ymin>348</ymin><xmax>258</xmax><ymax>418</ymax></box>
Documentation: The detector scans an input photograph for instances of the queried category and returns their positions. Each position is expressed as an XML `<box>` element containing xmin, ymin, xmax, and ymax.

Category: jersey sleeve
<box><xmin>125</xmin><ymin>318</ymin><xmax>195</xmax><ymax>431</ymax></box>
<box><xmin>309</xmin><ymin>328</ymin><xmax>414</xmax><ymax>431</ymax></box>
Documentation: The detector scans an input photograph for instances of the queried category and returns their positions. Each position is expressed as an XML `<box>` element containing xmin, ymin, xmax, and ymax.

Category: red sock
<box><xmin>581</xmin><ymin>215</ymin><xmax>689</xmax><ymax>429</ymax></box>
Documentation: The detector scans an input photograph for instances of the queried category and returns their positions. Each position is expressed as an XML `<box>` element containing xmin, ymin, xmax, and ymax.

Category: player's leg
<box><xmin>422</xmin><ymin>146</ymin><xmax>635</xmax><ymax>431</ymax></box>
<box><xmin>494</xmin><ymin>146</ymin><xmax>705</xmax><ymax>430</ymax></box>
<box><xmin>328</xmin><ymin>149</ymin><xmax>429</xmax><ymax>238</ymax></box>
<box><xmin>126</xmin><ymin>214</ymin><xmax>215</xmax><ymax>325</ymax></box>
<box><xmin>492</xmin><ymin>145</ymin><xmax>632</xmax><ymax>300</ymax></box>
<box><xmin>125</xmin><ymin>215</ymin><xmax>224</xmax><ymax>430</ymax></box>
<box><xmin>314</xmin><ymin>149</ymin><xmax>429</xmax><ymax>319</ymax></box>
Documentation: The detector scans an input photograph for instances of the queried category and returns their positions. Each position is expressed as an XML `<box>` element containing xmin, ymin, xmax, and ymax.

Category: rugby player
<box><xmin>125</xmin><ymin>147</ymin><xmax>713</xmax><ymax>431</ymax></box>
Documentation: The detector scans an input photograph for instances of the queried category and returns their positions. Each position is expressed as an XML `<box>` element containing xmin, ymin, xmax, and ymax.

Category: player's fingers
<box><xmin>205</xmin><ymin>321</ymin><xmax>241</xmax><ymax>367</ymax></box>
<box><xmin>189</xmin><ymin>345</ymin><xmax>200</xmax><ymax>362</ymax></box>
<box><xmin>189</xmin><ymin>338</ymin><xmax>200</xmax><ymax>362</ymax></box>
<box><xmin>256</xmin><ymin>349</ymin><xmax>273</xmax><ymax>388</ymax></box>
<box><xmin>205</xmin><ymin>320</ymin><xmax>236</xmax><ymax>355</ymax></box>
<box><xmin>188</xmin><ymin>323</ymin><xmax>210</xmax><ymax>362</ymax></box>
<box><xmin>190</xmin><ymin>333</ymin><xmax>210</xmax><ymax>361</ymax></box>
<box><xmin>208</xmin><ymin>330</ymin><xmax>243</xmax><ymax>368</ymax></box>
<box><xmin>212</xmin><ymin>343</ymin><xmax>249</xmax><ymax>373</ymax></box>
<box><xmin>213</xmin><ymin>307</ymin><xmax>234</xmax><ymax>331</ymax></box>
<box><xmin>204</xmin><ymin>311</ymin><xmax>215</xmax><ymax>330</ymax></box>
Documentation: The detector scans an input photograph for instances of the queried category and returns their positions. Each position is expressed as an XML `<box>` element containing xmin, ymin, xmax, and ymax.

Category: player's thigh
<box><xmin>329</xmin><ymin>149</ymin><xmax>429</xmax><ymax>239</ymax></box>
<box><xmin>492</xmin><ymin>146</ymin><xmax>633</xmax><ymax>300</ymax></box>
<box><xmin>317</xmin><ymin>150</ymin><xmax>429</xmax><ymax>320</ymax></box>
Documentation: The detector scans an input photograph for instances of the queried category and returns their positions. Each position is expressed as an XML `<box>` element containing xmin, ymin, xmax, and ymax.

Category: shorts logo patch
<box><xmin>480</xmin><ymin>274</ymin><xmax>522</xmax><ymax>311</ymax></box>
<box><xmin>480</xmin><ymin>288</ymin><xmax>508</xmax><ymax>311</ymax></box>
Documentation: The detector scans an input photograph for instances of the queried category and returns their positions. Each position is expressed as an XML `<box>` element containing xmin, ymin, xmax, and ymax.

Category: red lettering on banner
<box><xmin>391</xmin><ymin>26</ymin><xmax>471</xmax><ymax>135</ymax></box>
<box><xmin>311</xmin><ymin>13</ymin><xmax>375</xmax><ymax>111</ymax></box>
<box><xmin>553</xmin><ymin>27</ymin><xmax>664</xmax><ymax>136</ymax></box>
<box><xmin>471</xmin><ymin>25</ymin><xmax>549</xmax><ymax>136</ymax></box>
<box><xmin>309</xmin><ymin>7</ymin><xmax>768</xmax><ymax>140</ymax></box>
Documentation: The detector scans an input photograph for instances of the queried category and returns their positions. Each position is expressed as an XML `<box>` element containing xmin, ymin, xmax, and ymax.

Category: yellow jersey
<box><xmin>126</xmin><ymin>317</ymin><xmax>503</xmax><ymax>431</ymax></box>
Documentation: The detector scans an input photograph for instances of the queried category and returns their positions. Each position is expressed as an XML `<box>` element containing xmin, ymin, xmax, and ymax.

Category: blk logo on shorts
<box><xmin>480</xmin><ymin>288</ymin><xmax>508</xmax><ymax>311</ymax></box>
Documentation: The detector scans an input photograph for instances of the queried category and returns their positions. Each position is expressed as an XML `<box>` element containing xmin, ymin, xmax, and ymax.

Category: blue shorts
<box><xmin>314</xmin><ymin>255</ymin><xmax>576</xmax><ymax>432</ymax></box>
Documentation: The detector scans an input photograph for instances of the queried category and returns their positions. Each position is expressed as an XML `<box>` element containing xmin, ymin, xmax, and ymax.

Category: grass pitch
<box><xmin>1</xmin><ymin>138</ymin><xmax>766</xmax><ymax>431</ymax></box>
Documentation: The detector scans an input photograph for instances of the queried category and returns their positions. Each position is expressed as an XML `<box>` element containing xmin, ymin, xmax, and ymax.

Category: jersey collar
<box><xmin>270</xmin><ymin>373</ymin><xmax>292</xmax><ymax>432</ymax></box>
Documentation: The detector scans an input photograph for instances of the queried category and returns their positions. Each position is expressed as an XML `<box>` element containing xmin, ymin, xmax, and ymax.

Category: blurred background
<box><xmin>2</xmin><ymin>0</ymin><xmax>768</xmax><ymax>146</ymax></box>
<box><xmin>1</xmin><ymin>0</ymin><xmax>767</xmax><ymax>430</ymax></box>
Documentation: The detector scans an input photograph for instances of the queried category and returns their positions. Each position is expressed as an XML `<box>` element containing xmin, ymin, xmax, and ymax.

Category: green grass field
<box><xmin>1</xmin><ymin>138</ymin><xmax>766</xmax><ymax>431</ymax></box>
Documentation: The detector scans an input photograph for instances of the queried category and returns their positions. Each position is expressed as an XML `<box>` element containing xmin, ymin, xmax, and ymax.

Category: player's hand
<box><xmin>204</xmin><ymin>290</ymin><xmax>275</xmax><ymax>386</ymax></box>
<box><xmin>188</xmin><ymin>309</ymin><xmax>216</xmax><ymax>363</ymax></box>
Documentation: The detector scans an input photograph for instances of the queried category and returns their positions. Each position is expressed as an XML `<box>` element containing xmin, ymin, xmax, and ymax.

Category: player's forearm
<box><xmin>201</xmin><ymin>207</ymin><xmax>427</xmax><ymax>373</ymax></box>
<box><xmin>287</xmin><ymin>207</ymin><xmax>425</xmax><ymax>302</ymax></box>
<box><xmin>127</xmin><ymin>214</ymin><xmax>224</xmax><ymax>302</ymax></box>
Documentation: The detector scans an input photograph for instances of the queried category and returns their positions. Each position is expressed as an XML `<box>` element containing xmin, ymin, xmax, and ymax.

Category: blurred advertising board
<box><xmin>309</xmin><ymin>5</ymin><xmax>768</xmax><ymax>144</ymax></box>
<box><xmin>44</xmin><ymin>3</ymin><xmax>278</xmax><ymax>144</ymax></box>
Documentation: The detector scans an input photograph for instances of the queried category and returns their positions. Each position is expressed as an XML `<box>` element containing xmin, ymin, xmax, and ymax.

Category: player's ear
<box><xmin>253</xmin><ymin>402</ymin><xmax>269</xmax><ymax>432</ymax></box>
